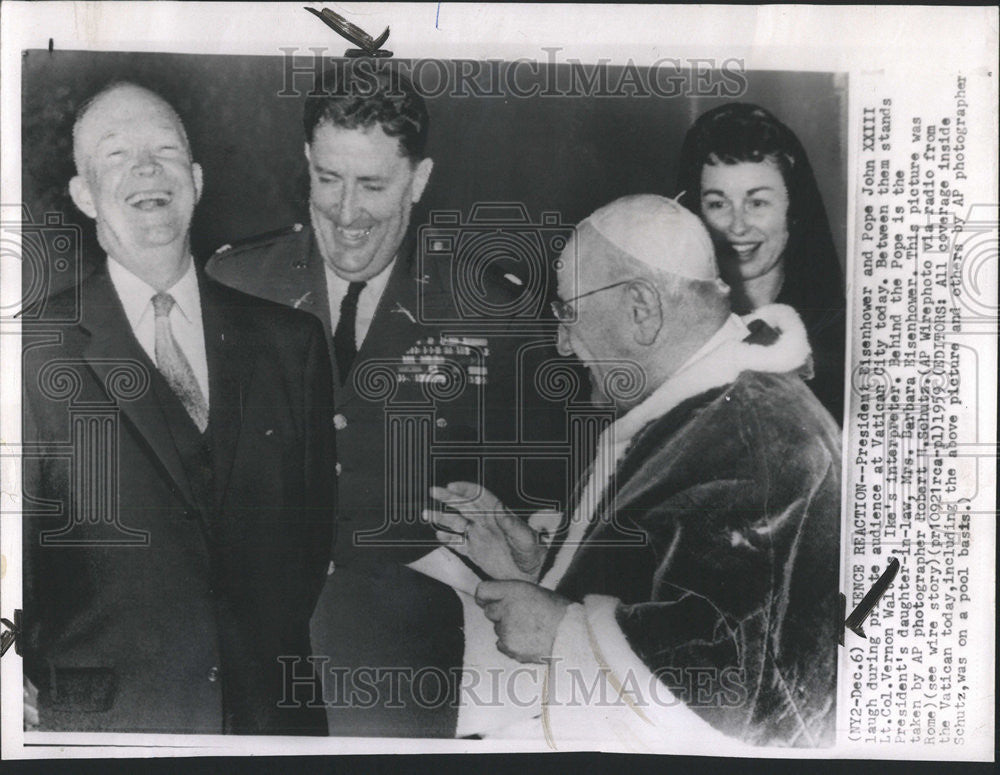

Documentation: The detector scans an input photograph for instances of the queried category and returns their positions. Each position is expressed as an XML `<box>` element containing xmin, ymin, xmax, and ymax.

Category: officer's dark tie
<box><xmin>334</xmin><ymin>280</ymin><xmax>367</xmax><ymax>383</ymax></box>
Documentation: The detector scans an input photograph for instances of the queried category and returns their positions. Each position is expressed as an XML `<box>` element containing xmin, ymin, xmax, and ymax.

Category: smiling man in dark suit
<box><xmin>21</xmin><ymin>82</ymin><xmax>335</xmax><ymax>735</ymax></box>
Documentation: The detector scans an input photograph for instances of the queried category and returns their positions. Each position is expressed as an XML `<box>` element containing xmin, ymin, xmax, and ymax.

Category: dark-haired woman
<box><xmin>676</xmin><ymin>102</ymin><xmax>846</xmax><ymax>423</ymax></box>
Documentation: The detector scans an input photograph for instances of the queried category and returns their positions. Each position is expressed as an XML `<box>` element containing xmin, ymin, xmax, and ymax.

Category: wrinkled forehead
<box><xmin>75</xmin><ymin>86</ymin><xmax>189</xmax><ymax>157</ymax></box>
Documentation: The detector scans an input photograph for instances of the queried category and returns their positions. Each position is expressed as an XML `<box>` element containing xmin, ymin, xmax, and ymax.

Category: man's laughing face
<box><xmin>306</xmin><ymin>123</ymin><xmax>432</xmax><ymax>282</ymax></box>
<box><xmin>70</xmin><ymin>84</ymin><xmax>202</xmax><ymax>274</ymax></box>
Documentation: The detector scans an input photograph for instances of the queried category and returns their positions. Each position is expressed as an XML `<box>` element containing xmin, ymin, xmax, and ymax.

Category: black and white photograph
<box><xmin>0</xmin><ymin>2</ymin><xmax>995</xmax><ymax>764</ymax></box>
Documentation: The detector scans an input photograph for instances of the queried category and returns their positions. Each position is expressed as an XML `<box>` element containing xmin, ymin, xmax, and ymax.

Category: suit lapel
<box><xmin>79</xmin><ymin>268</ymin><xmax>199</xmax><ymax>510</ymax></box>
<box><xmin>200</xmin><ymin>277</ymin><xmax>258</xmax><ymax>509</ymax></box>
<box><xmin>304</xmin><ymin>232</ymin><xmax>335</xmax><ymax>361</ymax></box>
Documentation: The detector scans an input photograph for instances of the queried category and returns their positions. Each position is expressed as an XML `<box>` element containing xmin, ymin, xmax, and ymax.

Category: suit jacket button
<box><xmin>208</xmin><ymin>666</ymin><xmax>220</xmax><ymax>682</ymax></box>
<box><xmin>333</xmin><ymin>414</ymin><xmax>347</xmax><ymax>430</ymax></box>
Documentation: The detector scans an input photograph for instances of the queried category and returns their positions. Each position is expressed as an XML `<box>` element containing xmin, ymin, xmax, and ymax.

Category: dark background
<box><xmin>21</xmin><ymin>50</ymin><xmax>847</xmax><ymax>294</ymax></box>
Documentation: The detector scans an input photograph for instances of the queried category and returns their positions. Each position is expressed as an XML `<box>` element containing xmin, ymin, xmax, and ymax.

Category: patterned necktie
<box><xmin>152</xmin><ymin>292</ymin><xmax>209</xmax><ymax>433</ymax></box>
<box><xmin>333</xmin><ymin>281</ymin><xmax>367</xmax><ymax>384</ymax></box>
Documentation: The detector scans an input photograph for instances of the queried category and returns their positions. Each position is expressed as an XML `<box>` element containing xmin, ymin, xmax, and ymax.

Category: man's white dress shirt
<box><xmin>107</xmin><ymin>256</ymin><xmax>210</xmax><ymax>406</ymax></box>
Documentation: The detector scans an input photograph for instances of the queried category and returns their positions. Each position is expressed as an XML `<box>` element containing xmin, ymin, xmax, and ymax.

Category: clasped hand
<box><xmin>425</xmin><ymin>482</ymin><xmax>570</xmax><ymax>662</ymax></box>
<box><xmin>423</xmin><ymin>481</ymin><xmax>550</xmax><ymax>582</ymax></box>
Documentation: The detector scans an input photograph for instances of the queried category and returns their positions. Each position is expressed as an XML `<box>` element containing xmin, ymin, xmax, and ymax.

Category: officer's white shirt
<box><xmin>324</xmin><ymin>259</ymin><xmax>395</xmax><ymax>351</ymax></box>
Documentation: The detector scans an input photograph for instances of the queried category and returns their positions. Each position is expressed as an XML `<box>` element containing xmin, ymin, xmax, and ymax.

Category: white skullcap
<box><xmin>581</xmin><ymin>194</ymin><xmax>718</xmax><ymax>281</ymax></box>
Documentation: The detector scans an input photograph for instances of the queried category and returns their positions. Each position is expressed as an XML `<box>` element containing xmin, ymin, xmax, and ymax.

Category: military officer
<box><xmin>207</xmin><ymin>62</ymin><xmax>567</xmax><ymax>737</ymax></box>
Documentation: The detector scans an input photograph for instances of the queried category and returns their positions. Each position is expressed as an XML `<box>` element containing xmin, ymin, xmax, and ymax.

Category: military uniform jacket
<box><xmin>208</xmin><ymin>224</ymin><xmax>566</xmax><ymax>567</ymax></box>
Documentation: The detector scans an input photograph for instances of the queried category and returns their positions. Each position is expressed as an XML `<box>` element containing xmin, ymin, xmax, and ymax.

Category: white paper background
<box><xmin>2</xmin><ymin>1</ymin><xmax>996</xmax><ymax>761</ymax></box>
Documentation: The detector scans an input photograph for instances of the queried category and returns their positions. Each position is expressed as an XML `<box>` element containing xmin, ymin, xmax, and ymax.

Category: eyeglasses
<box><xmin>550</xmin><ymin>280</ymin><xmax>634</xmax><ymax>323</ymax></box>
